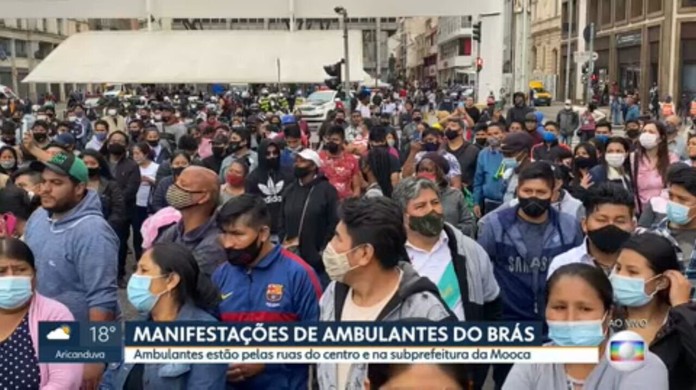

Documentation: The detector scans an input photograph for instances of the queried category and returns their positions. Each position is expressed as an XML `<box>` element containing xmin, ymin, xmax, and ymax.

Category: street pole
<box><xmin>341</xmin><ymin>11</ymin><xmax>351</xmax><ymax>112</ymax></box>
<box><xmin>376</xmin><ymin>18</ymin><xmax>381</xmax><ymax>88</ymax></box>
<box><xmin>564</xmin><ymin>0</ymin><xmax>573</xmax><ymax>101</ymax></box>
<box><xmin>475</xmin><ymin>28</ymin><xmax>481</xmax><ymax>103</ymax></box>
<box><xmin>585</xmin><ymin>22</ymin><xmax>594</xmax><ymax>105</ymax></box>
<box><xmin>521</xmin><ymin>0</ymin><xmax>528</xmax><ymax>94</ymax></box>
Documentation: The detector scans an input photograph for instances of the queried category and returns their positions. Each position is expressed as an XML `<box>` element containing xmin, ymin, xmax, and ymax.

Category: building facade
<box><xmin>561</xmin><ymin>0</ymin><xmax>696</xmax><ymax>106</ymax></box>
<box><xmin>0</xmin><ymin>18</ymin><xmax>90</xmax><ymax>100</ymax></box>
<box><xmin>530</xmin><ymin>0</ymin><xmax>562</xmax><ymax>97</ymax></box>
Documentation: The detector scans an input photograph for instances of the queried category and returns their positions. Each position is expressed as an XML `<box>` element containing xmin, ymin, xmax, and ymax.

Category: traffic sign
<box><xmin>574</xmin><ymin>51</ymin><xmax>591</xmax><ymax>64</ymax></box>
<box><xmin>591</xmin><ymin>52</ymin><xmax>599</xmax><ymax>61</ymax></box>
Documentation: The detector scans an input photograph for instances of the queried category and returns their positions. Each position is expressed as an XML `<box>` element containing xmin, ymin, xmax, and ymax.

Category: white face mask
<box><xmin>36</xmin><ymin>115</ymin><xmax>47</xmax><ymax>121</ymax></box>
<box><xmin>67</xmin><ymin>116</ymin><xmax>77</xmax><ymax>122</ymax></box>
<box><xmin>108</xmin><ymin>109</ymin><xmax>118</xmax><ymax>116</ymax></box>
<box><xmin>154</xmin><ymin>114</ymin><xmax>162</xmax><ymax>122</ymax></box>
<box><xmin>321</xmin><ymin>243</ymin><xmax>360</xmax><ymax>283</ymax></box>
<box><xmin>605</xmin><ymin>152</ymin><xmax>627</xmax><ymax>168</ymax></box>
<box><xmin>639</xmin><ymin>132</ymin><xmax>659</xmax><ymax>150</ymax></box>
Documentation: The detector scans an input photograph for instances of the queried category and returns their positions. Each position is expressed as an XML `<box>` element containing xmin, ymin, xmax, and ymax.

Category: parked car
<box><xmin>529</xmin><ymin>80</ymin><xmax>552</xmax><ymax>106</ymax></box>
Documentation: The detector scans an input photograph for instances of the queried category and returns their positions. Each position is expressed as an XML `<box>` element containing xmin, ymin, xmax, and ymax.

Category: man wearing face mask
<box><xmin>531</xmin><ymin>121</ymin><xmax>570</xmax><ymax>162</ymax></box>
<box><xmin>547</xmin><ymin>183</ymin><xmax>636</xmax><ymax>279</ymax></box>
<box><xmin>556</xmin><ymin>99</ymin><xmax>580</xmax><ymax>145</ymax></box>
<box><xmin>624</xmin><ymin>119</ymin><xmax>641</xmax><ymax>149</ymax></box>
<box><xmin>478</xmin><ymin>162</ymin><xmax>583</xmax><ymax>388</ymax></box>
<box><xmin>101</xmin><ymin>103</ymin><xmax>126</xmax><ymax>133</ymax></box>
<box><xmin>403</xmin><ymin>128</ymin><xmax>462</xmax><ymax>189</ymax></box>
<box><xmin>505</xmin><ymin>92</ymin><xmax>534</xmax><ymax>127</ymax></box>
<box><xmin>214</xmin><ymin>194</ymin><xmax>321</xmax><ymax>389</ymax></box>
<box><xmin>317</xmin><ymin>196</ymin><xmax>457</xmax><ymax>390</ymax></box>
<box><xmin>473</xmin><ymin>122</ymin><xmax>506</xmax><ymax>218</ymax></box>
<box><xmin>497</xmin><ymin>131</ymin><xmax>535</xmax><ymax>203</ymax></box>
<box><xmin>85</xmin><ymin>120</ymin><xmax>109</xmax><ymax>151</ymax></box>
<box><xmin>320</xmin><ymin>126</ymin><xmax>361</xmax><ymax>200</ymax></box>
<box><xmin>444</xmin><ymin>119</ymin><xmax>479</xmax><ymax>191</ymax></box>
<box><xmin>202</xmin><ymin>134</ymin><xmax>228</xmax><ymax>175</ymax></box>
<box><xmin>160</xmin><ymin>104</ymin><xmax>187</xmax><ymax>145</ymax></box>
<box><xmin>246</xmin><ymin>139</ymin><xmax>292</xmax><ymax>244</ymax></box>
<box><xmin>70</xmin><ymin>104</ymin><xmax>92</xmax><ymax>149</ymax></box>
<box><xmin>19</xmin><ymin>120</ymin><xmax>53</xmax><ymax>163</ymax></box>
<box><xmin>128</xmin><ymin>119</ymin><xmax>144</xmax><ymax>143</ymax></box>
<box><xmin>280</xmin><ymin>149</ymin><xmax>338</xmax><ymax>285</ymax></box>
<box><xmin>155</xmin><ymin>166</ymin><xmax>226</xmax><ymax>277</ymax></box>
<box><xmin>0</xmin><ymin>121</ymin><xmax>18</xmax><ymax>149</ymax></box>
<box><xmin>219</xmin><ymin>127</ymin><xmax>258</xmax><ymax>182</ymax></box>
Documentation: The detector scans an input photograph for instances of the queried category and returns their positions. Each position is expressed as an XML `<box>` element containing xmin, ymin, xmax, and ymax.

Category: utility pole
<box><xmin>376</xmin><ymin>18</ymin><xmax>381</xmax><ymax>88</ymax></box>
<box><xmin>585</xmin><ymin>22</ymin><xmax>595</xmax><ymax>105</ymax></box>
<box><xmin>335</xmin><ymin>6</ymin><xmax>351</xmax><ymax>112</ymax></box>
<box><xmin>521</xmin><ymin>0</ymin><xmax>529</xmax><ymax>93</ymax></box>
<box><xmin>564</xmin><ymin>0</ymin><xmax>573</xmax><ymax>101</ymax></box>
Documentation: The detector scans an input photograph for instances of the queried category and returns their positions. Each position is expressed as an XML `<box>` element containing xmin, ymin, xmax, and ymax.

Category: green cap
<box><xmin>30</xmin><ymin>152</ymin><xmax>89</xmax><ymax>184</ymax></box>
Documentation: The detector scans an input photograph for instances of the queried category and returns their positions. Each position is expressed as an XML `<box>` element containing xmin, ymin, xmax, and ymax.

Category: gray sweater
<box><xmin>503</xmin><ymin>351</ymin><xmax>668</xmax><ymax>390</ymax></box>
<box><xmin>441</xmin><ymin>186</ymin><xmax>476</xmax><ymax>237</ymax></box>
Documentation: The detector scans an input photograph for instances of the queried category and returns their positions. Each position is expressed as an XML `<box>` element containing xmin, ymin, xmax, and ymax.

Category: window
<box><xmin>57</xmin><ymin>19</ymin><xmax>63</xmax><ymax>35</ymax></box>
<box><xmin>15</xmin><ymin>40</ymin><xmax>27</xmax><ymax>57</ymax></box>
<box><xmin>17</xmin><ymin>19</ymin><xmax>23</xmax><ymax>29</ymax></box>
<box><xmin>648</xmin><ymin>0</ymin><xmax>661</xmax><ymax>12</ymax></box>
<box><xmin>42</xmin><ymin>19</ymin><xmax>47</xmax><ymax>31</ymax></box>
<box><xmin>631</xmin><ymin>0</ymin><xmax>644</xmax><ymax>18</ymax></box>
<box><xmin>683</xmin><ymin>0</ymin><xmax>696</xmax><ymax>6</ymax></box>
<box><xmin>459</xmin><ymin>38</ymin><xmax>472</xmax><ymax>56</ymax></box>
<box><xmin>601</xmin><ymin>0</ymin><xmax>612</xmax><ymax>24</ymax></box>
<box><xmin>616</xmin><ymin>0</ymin><xmax>627</xmax><ymax>22</ymax></box>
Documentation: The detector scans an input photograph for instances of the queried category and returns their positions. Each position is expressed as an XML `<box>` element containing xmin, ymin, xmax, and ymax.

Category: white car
<box><xmin>297</xmin><ymin>90</ymin><xmax>338</xmax><ymax>126</ymax></box>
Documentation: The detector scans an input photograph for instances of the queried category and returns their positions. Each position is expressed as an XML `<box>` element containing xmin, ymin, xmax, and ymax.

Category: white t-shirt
<box><xmin>136</xmin><ymin>161</ymin><xmax>159</xmax><ymax>207</ymax></box>
<box><xmin>337</xmin><ymin>271</ymin><xmax>402</xmax><ymax>390</ymax></box>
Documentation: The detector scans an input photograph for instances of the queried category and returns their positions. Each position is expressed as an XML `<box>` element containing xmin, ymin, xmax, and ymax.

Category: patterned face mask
<box><xmin>409</xmin><ymin>211</ymin><xmax>444</xmax><ymax>237</ymax></box>
<box><xmin>165</xmin><ymin>184</ymin><xmax>204</xmax><ymax>210</ymax></box>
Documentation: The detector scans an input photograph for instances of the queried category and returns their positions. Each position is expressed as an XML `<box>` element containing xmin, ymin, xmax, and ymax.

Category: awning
<box><xmin>23</xmin><ymin>30</ymin><xmax>364</xmax><ymax>84</ymax></box>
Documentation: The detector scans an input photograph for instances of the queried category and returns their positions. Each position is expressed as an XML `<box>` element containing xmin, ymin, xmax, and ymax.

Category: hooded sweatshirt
<box><xmin>246</xmin><ymin>139</ymin><xmax>293</xmax><ymax>234</ymax></box>
<box><xmin>317</xmin><ymin>262</ymin><xmax>456</xmax><ymax>390</ymax></box>
<box><xmin>24</xmin><ymin>190</ymin><xmax>120</xmax><ymax>322</ymax></box>
<box><xmin>279</xmin><ymin>174</ymin><xmax>339</xmax><ymax>275</ymax></box>
<box><xmin>506</xmin><ymin>92</ymin><xmax>534</xmax><ymax>126</ymax></box>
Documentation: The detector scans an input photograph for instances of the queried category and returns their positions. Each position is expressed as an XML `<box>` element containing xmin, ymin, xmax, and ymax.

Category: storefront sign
<box><xmin>616</xmin><ymin>32</ymin><xmax>641</xmax><ymax>48</ymax></box>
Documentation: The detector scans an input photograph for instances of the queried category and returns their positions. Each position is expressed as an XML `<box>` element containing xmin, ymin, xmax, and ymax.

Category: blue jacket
<box><xmin>25</xmin><ymin>190</ymin><xmax>120</xmax><ymax>322</ymax></box>
<box><xmin>212</xmin><ymin>244</ymin><xmax>322</xmax><ymax>390</ymax></box>
<box><xmin>477</xmin><ymin>207</ymin><xmax>583</xmax><ymax>321</ymax></box>
<box><xmin>100</xmin><ymin>303</ymin><xmax>227</xmax><ymax>390</ymax></box>
<box><xmin>472</xmin><ymin>147</ymin><xmax>504</xmax><ymax>205</ymax></box>
<box><xmin>625</xmin><ymin>105</ymin><xmax>641</xmax><ymax>121</ymax></box>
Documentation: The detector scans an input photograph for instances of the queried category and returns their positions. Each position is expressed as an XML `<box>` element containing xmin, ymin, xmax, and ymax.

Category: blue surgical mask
<box><xmin>667</xmin><ymin>201</ymin><xmax>693</xmax><ymax>226</ymax></box>
<box><xmin>542</xmin><ymin>131</ymin><xmax>557</xmax><ymax>143</ymax></box>
<box><xmin>596</xmin><ymin>135</ymin><xmax>609</xmax><ymax>145</ymax></box>
<box><xmin>127</xmin><ymin>274</ymin><xmax>168</xmax><ymax>313</ymax></box>
<box><xmin>501</xmin><ymin>157</ymin><xmax>519</xmax><ymax>170</ymax></box>
<box><xmin>95</xmin><ymin>132</ymin><xmax>107</xmax><ymax>141</ymax></box>
<box><xmin>547</xmin><ymin>315</ymin><xmax>606</xmax><ymax>347</ymax></box>
<box><xmin>610</xmin><ymin>273</ymin><xmax>659</xmax><ymax>307</ymax></box>
<box><xmin>0</xmin><ymin>276</ymin><xmax>33</xmax><ymax>309</ymax></box>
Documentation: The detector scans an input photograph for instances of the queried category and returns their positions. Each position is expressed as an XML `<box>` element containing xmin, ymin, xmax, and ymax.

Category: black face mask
<box><xmin>475</xmin><ymin>138</ymin><xmax>488</xmax><ymax>146</ymax></box>
<box><xmin>626</xmin><ymin>128</ymin><xmax>640</xmax><ymax>139</ymax></box>
<box><xmin>294</xmin><ymin>165</ymin><xmax>312</xmax><ymax>178</ymax></box>
<box><xmin>424</xmin><ymin>142</ymin><xmax>439</xmax><ymax>152</ymax></box>
<box><xmin>518</xmin><ymin>196</ymin><xmax>551</xmax><ymax>218</ymax></box>
<box><xmin>574</xmin><ymin>156</ymin><xmax>595</xmax><ymax>170</ymax></box>
<box><xmin>212</xmin><ymin>146</ymin><xmax>226</xmax><ymax>158</ymax></box>
<box><xmin>226</xmin><ymin>235</ymin><xmax>263</xmax><ymax>266</ymax></box>
<box><xmin>147</xmin><ymin>140</ymin><xmax>159</xmax><ymax>147</ymax></box>
<box><xmin>444</xmin><ymin>130</ymin><xmax>459</xmax><ymax>140</ymax></box>
<box><xmin>107</xmin><ymin>143</ymin><xmax>126</xmax><ymax>155</ymax></box>
<box><xmin>325</xmin><ymin>142</ymin><xmax>340</xmax><ymax>154</ymax></box>
<box><xmin>33</xmin><ymin>133</ymin><xmax>47</xmax><ymax>143</ymax></box>
<box><xmin>335</xmin><ymin>118</ymin><xmax>345</xmax><ymax>124</ymax></box>
<box><xmin>171</xmin><ymin>167</ymin><xmax>185</xmax><ymax>177</ymax></box>
<box><xmin>266</xmin><ymin>157</ymin><xmax>280</xmax><ymax>170</ymax></box>
<box><xmin>413</xmin><ymin>117</ymin><xmax>422</xmax><ymax>122</ymax></box>
<box><xmin>588</xmin><ymin>224</ymin><xmax>632</xmax><ymax>253</ymax></box>
<box><xmin>228</xmin><ymin>142</ymin><xmax>242</xmax><ymax>153</ymax></box>
<box><xmin>87</xmin><ymin>167</ymin><xmax>100</xmax><ymax>177</ymax></box>
<box><xmin>1</xmin><ymin>137</ymin><xmax>15</xmax><ymax>146</ymax></box>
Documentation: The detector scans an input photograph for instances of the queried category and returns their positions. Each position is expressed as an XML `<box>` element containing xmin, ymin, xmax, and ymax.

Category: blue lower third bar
<box><xmin>39</xmin><ymin>347</ymin><xmax>123</xmax><ymax>363</ymax></box>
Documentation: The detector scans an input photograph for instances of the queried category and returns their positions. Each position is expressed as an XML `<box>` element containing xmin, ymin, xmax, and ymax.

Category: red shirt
<box><xmin>319</xmin><ymin>151</ymin><xmax>359</xmax><ymax>200</ymax></box>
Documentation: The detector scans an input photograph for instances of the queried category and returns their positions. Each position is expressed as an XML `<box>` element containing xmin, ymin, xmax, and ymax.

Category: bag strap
<box><xmin>296</xmin><ymin>185</ymin><xmax>315</xmax><ymax>243</ymax></box>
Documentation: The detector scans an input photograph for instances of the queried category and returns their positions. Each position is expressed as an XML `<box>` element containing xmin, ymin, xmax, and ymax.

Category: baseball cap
<box><xmin>281</xmin><ymin>114</ymin><xmax>297</xmax><ymax>126</ymax></box>
<box><xmin>501</xmin><ymin>132</ymin><xmax>535</xmax><ymax>154</ymax></box>
<box><xmin>30</xmin><ymin>152</ymin><xmax>89</xmax><ymax>184</ymax></box>
<box><xmin>524</xmin><ymin>112</ymin><xmax>538</xmax><ymax>122</ymax></box>
<box><xmin>53</xmin><ymin>133</ymin><xmax>76</xmax><ymax>148</ymax></box>
<box><xmin>297</xmin><ymin>149</ymin><xmax>322</xmax><ymax>168</ymax></box>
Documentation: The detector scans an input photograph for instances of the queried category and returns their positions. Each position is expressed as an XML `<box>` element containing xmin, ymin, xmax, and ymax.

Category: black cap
<box><xmin>501</xmin><ymin>132</ymin><xmax>535</xmax><ymax>154</ymax></box>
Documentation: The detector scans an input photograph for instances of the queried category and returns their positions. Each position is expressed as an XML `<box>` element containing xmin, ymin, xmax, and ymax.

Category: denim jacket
<box><xmin>100</xmin><ymin>303</ymin><xmax>227</xmax><ymax>390</ymax></box>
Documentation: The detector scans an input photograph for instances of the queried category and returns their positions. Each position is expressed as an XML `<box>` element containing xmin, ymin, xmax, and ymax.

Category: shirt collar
<box><xmin>405</xmin><ymin>230</ymin><xmax>448</xmax><ymax>255</ymax></box>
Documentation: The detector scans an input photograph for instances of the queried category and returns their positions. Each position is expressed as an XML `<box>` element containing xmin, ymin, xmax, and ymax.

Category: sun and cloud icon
<box><xmin>46</xmin><ymin>325</ymin><xmax>71</xmax><ymax>340</ymax></box>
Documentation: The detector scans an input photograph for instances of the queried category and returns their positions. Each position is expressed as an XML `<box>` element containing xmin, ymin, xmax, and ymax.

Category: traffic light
<box><xmin>581</xmin><ymin>63</ymin><xmax>590</xmax><ymax>84</ymax></box>
<box><xmin>324</xmin><ymin>60</ymin><xmax>344</xmax><ymax>90</ymax></box>
<box><xmin>473</xmin><ymin>21</ymin><xmax>482</xmax><ymax>42</ymax></box>
<box><xmin>476</xmin><ymin>57</ymin><xmax>483</xmax><ymax>73</ymax></box>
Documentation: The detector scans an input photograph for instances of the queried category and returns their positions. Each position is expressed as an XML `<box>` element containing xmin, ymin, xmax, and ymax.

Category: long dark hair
<box><xmin>602</xmin><ymin>136</ymin><xmax>632</xmax><ymax>174</ymax></box>
<box><xmin>572</xmin><ymin>142</ymin><xmax>598</xmax><ymax>185</ymax></box>
<box><xmin>80</xmin><ymin>149</ymin><xmax>114</xmax><ymax>180</ymax></box>
<box><xmin>621</xmin><ymin>232</ymin><xmax>680</xmax><ymax>305</ymax></box>
<box><xmin>148</xmin><ymin>243</ymin><xmax>220</xmax><ymax>312</ymax></box>
<box><xmin>0</xmin><ymin>146</ymin><xmax>18</xmax><ymax>174</ymax></box>
<box><xmin>362</xmin><ymin>147</ymin><xmax>393</xmax><ymax>197</ymax></box>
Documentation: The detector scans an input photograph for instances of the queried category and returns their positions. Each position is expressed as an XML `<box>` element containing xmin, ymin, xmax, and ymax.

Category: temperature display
<box><xmin>39</xmin><ymin>322</ymin><xmax>122</xmax><ymax>363</ymax></box>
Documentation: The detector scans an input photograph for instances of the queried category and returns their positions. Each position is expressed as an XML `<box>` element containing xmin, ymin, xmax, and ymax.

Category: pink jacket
<box><xmin>28</xmin><ymin>293</ymin><xmax>84</xmax><ymax>390</ymax></box>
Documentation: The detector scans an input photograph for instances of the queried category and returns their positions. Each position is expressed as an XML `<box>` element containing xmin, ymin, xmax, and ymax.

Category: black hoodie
<box><xmin>246</xmin><ymin>139</ymin><xmax>293</xmax><ymax>234</ymax></box>
<box><xmin>279</xmin><ymin>174</ymin><xmax>339</xmax><ymax>275</ymax></box>
<box><xmin>505</xmin><ymin>92</ymin><xmax>534</xmax><ymax>126</ymax></box>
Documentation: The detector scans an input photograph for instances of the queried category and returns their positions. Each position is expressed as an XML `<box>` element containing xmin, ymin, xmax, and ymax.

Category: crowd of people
<box><xmin>0</xmin><ymin>85</ymin><xmax>696</xmax><ymax>390</ymax></box>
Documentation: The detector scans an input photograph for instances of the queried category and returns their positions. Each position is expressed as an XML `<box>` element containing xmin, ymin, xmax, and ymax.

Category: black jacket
<box><xmin>650</xmin><ymin>303</ymin><xmax>696</xmax><ymax>390</ymax></box>
<box><xmin>97</xmin><ymin>178</ymin><xmax>127</xmax><ymax>233</ymax></box>
<box><xmin>279</xmin><ymin>174</ymin><xmax>338</xmax><ymax>274</ymax></box>
<box><xmin>506</xmin><ymin>104</ymin><xmax>534</xmax><ymax>126</ymax></box>
<box><xmin>202</xmin><ymin>154</ymin><xmax>225</xmax><ymax>177</ymax></box>
<box><xmin>110</xmin><ymin>156</ymin><xmax>141</xmax><ymax>210</ymax></box>
<box><xmin>246</xmin><ymin>139</ymin><xmax>292</xmax><ymax>235</ymax></box>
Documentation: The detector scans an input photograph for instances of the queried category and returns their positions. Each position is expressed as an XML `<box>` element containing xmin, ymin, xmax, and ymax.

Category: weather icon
<box><xmin>46</xmin><ymin>325</ymin><xmax>71</xmax><ymax>340</ymax></box>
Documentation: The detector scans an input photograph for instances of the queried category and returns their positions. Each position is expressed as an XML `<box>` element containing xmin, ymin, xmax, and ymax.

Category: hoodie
<box><xmin>24</xmin><ymin>190</ymin><xmax>120</xmax><ymax>322</ymax></box>
<box><xmin>317</xmin><ymin>262</ymin><xmax>456</xmax><ymax>390</ymax></box>
<box><xmin>279</xmin><ymin>175</ymin><xmax>339</xmax><ymax>275</ymax></box>
<box><xmin>246</xmin><ymin>139</ymin><xmax>293</xmax><ymax>234</ymax></box>
<box><xmin>473</xmin><ymin>147</ymin><xmax>505</xmax><ymax>206</ymax></box>
<box><xmin>506</xmin><ymin>92</ymin><xmax>534</xmax><ymax>126</ymax></box>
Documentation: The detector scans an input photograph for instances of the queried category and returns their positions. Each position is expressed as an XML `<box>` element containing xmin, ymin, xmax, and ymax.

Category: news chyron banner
<box><xmin>39</xmin><ymin>322</ymin><xmax>599</xmax><ymax>365</ymax></box>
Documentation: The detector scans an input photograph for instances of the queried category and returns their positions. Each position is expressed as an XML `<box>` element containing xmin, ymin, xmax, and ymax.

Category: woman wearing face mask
<box><xmin>0</xmin><ymin>146</ymin><xmax>18</xmax><ymax>175</ymax></box>
<box><xmin>131</xmin><ymin>142</ymin><xmax>159</xmax><ymax>261</ymax></box>
<box><xmin>360</xmin><ymin>147</ymin><xmax>394</xmax><ymax>198</ymax></box>
<box><xmin>0</xmin><ymin>185</ymin><xmax>36</xmax><ymax>239</ymax></box>
<box><xmin>632</xmin><ymin>120</ymin><xmax>679</xmax><ymax>213</ymax></box>
<box><xmin>503</xmin><ymin>263</ymin><xmax>668</xmax><ymax>390</ymax></box>
<box><xmin>686</xmin><ymin>133</ymin><xmax>696</xmax><ymax>168</ymax></box>
<box><xmin>81</xmin><ymin>149</ymin><xmax>127</xmax><ymax>239</ymax></box>
<box><xmin>220</xmin><ymin>160</ymin><xmax>248</xmax><ymax>205</ymax></box>
<box><xmin>416</xmin><ymin>154</ymin><xmax>475</xmax><ymax>237</ymax></box>
<box><xmin>101</xmin><ymin>243</ymin><xmax>227</xmax><ymax>389</ymax></box>
<box><xmin>150</xmin><ymin>152</ymin><xmax>191</xmax><ymax>213</ymax></box>
<box><xmin>0</xmin><ymin>237</ymin><xmax>83</xmax><ymax>389</ymax></box>
<box><xmin>610</xmin><ymin>230</ymin><xmax>696</xmax><ymax>389</ymax></box>
<box><xmin>589</xmin><ymin>137</ymin><xmax>634</xmax><ymax>193</ymax></box>
<box><xmin>566</xmin><ymin>143</ymin><xmax>598</xmax><ymax>201</ymax></box>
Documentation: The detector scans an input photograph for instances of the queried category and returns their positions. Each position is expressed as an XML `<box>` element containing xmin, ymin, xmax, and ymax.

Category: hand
<box><xmin>22</xmin><ymin>131</ymin><xmax>37</xmax><ymax>151</ymax></box>
<box><xmin>663</xmin><ymin>270</ymin><xmax>692</xmax><ymax>307</ymax></box>
<box><xmin>473</xmin><ymin>205</ymin><xmax>482</xmax><ymax>219</ymax></box>
<box><xmin>580</xmin><ymin>174</ymin><xmax>593</xmax><ymax>189</ymax></box>
<box><xmin>226</xmin><ymin>363</ymin><xmax>265</xmax><ymax>383</ymax></box>
<box><xmin>81</xmin><ymin>363</ymin><xmax>105</xmax><ymax>390</ymax></box>
<box><xmin>409</xmin><ymin>141</ymin><xmax>422</xmax><ymax>154</ymax></box>
<box><xmin>141</xmin><ymin>176</ymin><xmax>155</xmax><ymax>185</ymax></box>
